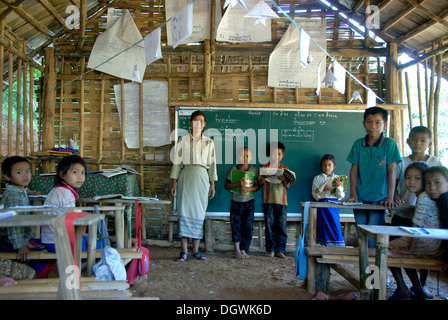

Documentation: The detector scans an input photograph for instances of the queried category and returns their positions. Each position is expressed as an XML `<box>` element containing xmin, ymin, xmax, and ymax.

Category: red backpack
<box><xmin>126</xmin><ymin>201</ymin><xmax>150</xmax><ymax>285</ymax></box>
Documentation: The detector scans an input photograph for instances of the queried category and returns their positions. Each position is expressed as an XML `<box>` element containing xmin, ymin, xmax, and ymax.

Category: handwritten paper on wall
<box><xmin>170</xmin><ymin>2</ymin><xmax>193</xmax><ymax>49</ymax></box>
<box><xmin>114</xmin><ymin>81</ymin><xmax>171</xmax><ymax>148</ymax></box>
<box><xmin>216</xmin><ymin>0</ymin><xmax>271</xmax><ymax>43</ymax></box>
<box><xmin>87</xmin><ymin>10</ymin><xmax>146</xmax><ymax>82</ymax></box>
<box><xmin>166</xmin><ymin>0</ymin><xmax>222</xmax><ymax>47</ymax></box>
<box><xmin>268</xmin><ymin>18</ymin><xmax>326</xmax><ymax>88</ymax></box>
<box><xmin>144</xmin><ymin>28</ymin><xmax>163</xmax><ymax>65</ymax></box>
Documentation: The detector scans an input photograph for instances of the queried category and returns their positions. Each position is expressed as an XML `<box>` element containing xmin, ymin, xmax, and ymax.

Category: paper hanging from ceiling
<box><xmin>333</xmin><ymin>59</ymin><xmax>346</xmax><ymax>95</ymax></box>
<box><xmin>165</xmin><ymin>0</ymin><xmax>222</xmax><ymax>47</ymax></box>
<box><xmin>114</xmin><ymin>81</ymin><xmax>171</xmax><ymax>148</ymax></box>
<box><xmin>170</xmin><ymin>2</ymin><xmax>194</xmax><ymax>49</ymax></box>
<box><xmin>216</xmin><ymin>0</ymin><xmax>271</xmax><ymax>43</ymax></box>
<box><xmin>87</xmin><ymin>10</ymin><xmax>146</xmax><ymax>82</ymax></box>
<box><xmin>244</xmin><ymin>0</ymin><xmax>279</xmax><ymax>26</ymax></box>
<box><xmin>144</xmin><ymin>28</ymin><xmax>163</xmax><ymax>65</ymax></box>
<box><xmin>268</xmin><ymin>18</ymin><xmax>326</xmax><ymax>88</ymax></box>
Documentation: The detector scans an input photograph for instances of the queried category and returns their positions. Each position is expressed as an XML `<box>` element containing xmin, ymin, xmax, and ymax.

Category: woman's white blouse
<box><xmin>170</xmin><ymin>133</ymin><xmax>218</xmax><ymax>181</ymax></box>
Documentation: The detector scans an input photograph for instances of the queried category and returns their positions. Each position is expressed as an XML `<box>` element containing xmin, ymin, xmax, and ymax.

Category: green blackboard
<box><xmin>175</xmin><ymin>107</ymin><xmax>365</xmax><ymax>214</ymax></box>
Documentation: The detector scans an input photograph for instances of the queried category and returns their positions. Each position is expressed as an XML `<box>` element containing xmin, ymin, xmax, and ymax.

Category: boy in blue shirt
<box><xmin>345</xmin><ymin>106</ymin><xmax>402</xmax><ymax>247</ymax></box>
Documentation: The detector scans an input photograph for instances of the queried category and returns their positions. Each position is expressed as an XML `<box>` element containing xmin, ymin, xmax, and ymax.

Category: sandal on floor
<box><xmin>388</xmin><ymin>290</ymin><xmax>414</xmax><ymax>300</ymax></box>
<box><xmin>191</xmin><ymin>251</ymin><xmax>208</xmax><ymax>261</ymax></box>
<box><xmin>176</xmin><ymin>252</ymin><xmax>189</xmax><ymax>262</ymax></box>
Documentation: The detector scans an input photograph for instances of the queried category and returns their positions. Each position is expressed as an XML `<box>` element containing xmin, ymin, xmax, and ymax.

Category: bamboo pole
<box><xmin>8</xmin><ymin>41</ymin><xmax>13</xmax><ymax>156</ymax></box>
<box><xmin>120</xmin><ymin>78</ymin><xmax>126</xmax><ymax>162</ymax></box>
<box><xmin>22</xmin><ymin>42</ymin><xmax>28</xmax><ymax>156</ymax></box>
<box><xmin>139</xmin><ymin>81</ymin><xmax>144</xmax><ymax>193</ymax></box>
<box><xmin>29</xmin><ymin>66</ymin><xmax>34</xmax><ymax>154</ymax></box>
<box><xmin>416</xmin><ymin>63</ymin><xmax>424</xmax><ymax>125</ymax></box>
<box><xmin>58</xmin><ymin>57</ymin><xmax>64</xmax><ymax>148</ymax></box>
<box><xmin>79</xmin><ymin>58</ymin><xmax>85</xmax><ymax>157</ymax></box>
<box><xmin>433</xmin><ymin>52</ymin><xmax>443</xmax><ymax>158</ymax></box>
<box><xmin>16</xmin><ymin>52</ymin><xmax>22</xmax><ymax>155</ymax></box>
<box><xmin>404</xmin><ymin>71</ymin><xmax>413</xmax><ymax>128</ymax></box>
<box><xmin>428</xmin><ymin>51</ymin><xmax>436</xmax><ymax>154</ymax></box>
<box><xmin>398</xmin><ymin>71</ymin><xmax>405</xmax><ymax>152</ymax></box>
<box><xmin>98</xmin><ymin>77</ymin><xmax>105</xmax><ymax>166</ymax></box>
<box><xmin>203</xmin><ymin>40</ymin><xmax>212</xmax><ymax>102</ymax></box>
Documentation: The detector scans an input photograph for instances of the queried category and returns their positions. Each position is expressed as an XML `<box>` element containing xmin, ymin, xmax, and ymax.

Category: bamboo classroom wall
<box><xmin>3</xmin><ymin>1</ymin><xmax>413</xmax><ymax>247</ymax></box>
<box><xmin>0</xmin><ymin>20</ymin><xmax>41</xmax><ymax>159</ymax></box>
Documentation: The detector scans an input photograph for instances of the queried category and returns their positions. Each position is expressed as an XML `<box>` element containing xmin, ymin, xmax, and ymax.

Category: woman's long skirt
<box><xmin>177</xmin><ymin>165</ymin><xmax>209</xmax><ymax>239</ymax></box>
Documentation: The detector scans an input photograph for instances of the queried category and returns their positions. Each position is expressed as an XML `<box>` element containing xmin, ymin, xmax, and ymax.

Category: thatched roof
<box><xmin>1</xmin><ymin>0</ymin><xmax>447</xmax><ymax>74</ymax></box>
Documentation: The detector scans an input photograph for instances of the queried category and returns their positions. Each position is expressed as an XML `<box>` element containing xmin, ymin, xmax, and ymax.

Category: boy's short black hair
<box><xmin>364</xmin><ymin>106</ymin><xmax>388</xmax><ymax>122</ymax></box>
<box><xmin>54</xmin><ymin>155</ymin><xmax>87</xmax><ymax>186</ymax></box>
<box><xmin>267</xmin><ymin>141</ymin><xmax>286</xmax><ymax>157</ymax></box>
<box><xmin>404</xmin><ymin>161</ymin><xmax>429</xmax><ymax>177</ymax></box>
<box><xmin>409</xmin><ymin>126</ymin><xmax>432</xmax><ymax>141</ymax></box>
<box><xmin>2</xmin><ymin>156</ymin><xmax>30</xmax><ymax>177</ymax></box>
<box><xmin>424</xmin><ymin>166</ymin><xmax>448</xmax><ymax>182</ymax></box>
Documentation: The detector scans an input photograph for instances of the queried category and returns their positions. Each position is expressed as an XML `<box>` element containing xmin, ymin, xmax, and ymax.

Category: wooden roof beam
<box><xmin>407</xmin><ymin>0</ymin><xmax>448</xmax><ymax>29</ymax></box>
<box><xmin>0</xmin><ymin>0</ymin><xmax>26</xmax><ymax>20</ymax></box>
<box><xmin>380</xmin><ymin>0</ymin><xmax>429</xmax><ymax>35</ymax></box>
<box><xmin>37</xmin><ymin>0</ymin><xmax>66</xmax><ymax>27</ymax></box>
<box><xmin>398</xmin><ymin>42</ymin><xmax>448</xmax><ymax>70</ymax></box>
<box><xmin>5</xmin><ymin>0</ymin><xmax>54</xmax><ymax>37</ymax></box>
<box><xmin>398</xmin><ymin>8</ymin><xmax>448</xmax><ymax>45</ymax></box>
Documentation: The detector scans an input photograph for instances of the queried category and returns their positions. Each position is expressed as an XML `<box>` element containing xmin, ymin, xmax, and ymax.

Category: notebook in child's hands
<box><xmin>231</xmin><ymin>170</ymin><xmax>256</xmax><ymax>194</ymax></box>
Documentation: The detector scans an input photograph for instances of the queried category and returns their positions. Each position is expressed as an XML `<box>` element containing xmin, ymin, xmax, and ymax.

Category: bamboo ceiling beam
<box><xmin>397</xmin><ymin>43</ymin><xmax>448</xmax><ymax>70</ymax></box>
<box><xmin>4</xmin><ymin>1</ymin><xmax>54</xmax><ymax>37</ymax></box>
<box><xmin>77</xmin><ymin>0</ymin><xmax>86</xmax><ymax>50</ymax></box>
<box><xmin>0</xmin><ymin>34</ymin><xmax>43</xmax><ymax>71</ymax></box>
<box><xmin>0</xmin><ymin>0</ymin><xmax>26</xmax><ymax>20</ymax></box>
<box><xmin>380</xmin><ymin>0</ymin><xmax>429</xmax><ymax>35</ymax></box>
<box><xmin>38</xmin><ymin>0</ymin><xmax>66</xmax><ymax>27</ymax></box>
<box><xmin>407</xmin><ymin>0</ymin><xmax>448</xmax><ymax>29</ymax></box>
<box><xmin>398</xmin><ymin>8</ymin><xmax>448</xmax><ymax>45</ymax></box>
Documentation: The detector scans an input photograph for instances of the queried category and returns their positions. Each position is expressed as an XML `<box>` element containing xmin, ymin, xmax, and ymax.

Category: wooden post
<box><xmin>404</xmin><ymin>72</ymin><xmax>413</xmax><ymax>129</ymax></box>
<box><xmin>22</xmin><ymin>42</ymin><xmax>28</xmax><ymax>156</ymax></box>
<box><xmin>433</xmin><ymin>52</ymin><xmax>443</xmax><ymax>157</ymax></box>
<box><xmin>29</xmin><ymin>66</ymin><xmax>34</xmax><ymax>154</ymax></box>
<box><xmin>374</xmin><ymin>234</ymin><xmax>389</xmax><ymax>300</ymax></box>
<box><xmin>358</xmin><ymin>228</ymin><xmax>370</xmax><ymax>300</ymax></box>
<box><xmin>385</xmin><ymin>42</ymin><xmax>402</xmax><ymax>149</ymax></box>
<box><xmin>16</xmin><ymin>50</ymin><xmax>22</xmax><ymax>155</ymax></box>
<box><xmin>203</xmin><ymin>39</ymin><xmax>212</xmax><ymax>102</ymax></box>
<box><xmin>98</xmin><ymin>77</ymin><xmax>105</xmax><ymax>164</ymax></box>
<box><xmin>79</xmin><ymin>58</ymin><xmax>85</xmax><ymax>157</ymax></box>
<box><xmin>42</xmin><ymin>46</ymin><xmax>57</xmax><ymax>172</ymax></box>
<box><xmin>8</xmin><ymin>41</ymin><xmax>13</xmax><ymax>156</ymax></box>
<box><xmin>120</xmin><ymin>79</ymin><xmax>126</xmax><ymax>162</ymax></box>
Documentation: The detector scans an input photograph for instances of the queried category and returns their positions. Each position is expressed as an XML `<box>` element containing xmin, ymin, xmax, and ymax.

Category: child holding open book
<box><xmin>225</xmin><ymin>147</ymin><xmax>259</xmax><ymax>259</ymax></box>
<box><xmin>311</xmin><ymin>154</ymin><xmax>346</xmax><ymax>247</ymax></box>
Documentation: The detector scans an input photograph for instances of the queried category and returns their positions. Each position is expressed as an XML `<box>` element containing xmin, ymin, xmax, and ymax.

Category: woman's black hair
<box><xmin>54</xmin><ymin>155</ymin><xmax>87</xmax><ymax>186</ymax></box>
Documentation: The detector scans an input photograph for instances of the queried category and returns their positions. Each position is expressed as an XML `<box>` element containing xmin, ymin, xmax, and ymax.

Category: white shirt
<box><xmin>311</xmin><ymin>172</ymin><xmax>345</xmax><ymax>201</ymax></box>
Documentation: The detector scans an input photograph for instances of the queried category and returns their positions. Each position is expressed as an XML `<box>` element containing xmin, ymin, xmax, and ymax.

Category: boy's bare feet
<box><xmin>241</xmin><ymin>250</ymin><xmax>249</xmax><ymax>259</ymax></box>
<box><xmin>267</xmin><ymin>252</ymin><xmax>275</xmax><ymax>257</ymax></box>
<box><xmin>275</xmin><ymin>252</ymin><xmax>287</xmax><ymax>259</ymax></box>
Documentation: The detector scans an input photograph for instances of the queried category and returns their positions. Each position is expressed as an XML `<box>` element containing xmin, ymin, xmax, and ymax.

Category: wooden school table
<box><xmin>78</xmin><ymin>197</ymin><xmax>171</xmax><ymax>248</ymax></box>
<box><xmin>0</xmin><ymin>212</ymin><xmax>104</xmax><ymax>300</ymax></box>
<box><xmin>357</xmin><ymin>225</ymin><xmax>448</xmax><ymax>300</ymax></box>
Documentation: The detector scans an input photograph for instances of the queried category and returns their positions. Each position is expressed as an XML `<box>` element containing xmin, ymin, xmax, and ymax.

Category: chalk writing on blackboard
<box><xmin>280</xmin><ymin>128</ymin><xmax>314</xmax><ymax>142</ymax></box>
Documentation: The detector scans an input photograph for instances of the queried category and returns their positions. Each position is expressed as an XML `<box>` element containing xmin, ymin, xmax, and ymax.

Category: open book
<box><xmin>99</xmin><ymin>164</ymin><xmax>141</xmax><ymax>178</ymax></box>
<box><xmin>330</xmin><ymin>175</ymin><xmax>348</xmax><ymax>194</ymax></box>
<box><xmin>231</xmin><ymin>170</ymin><xmax>256</xmax><ymax>195</ymax></box>
<box><xmin>260</xmin><ymin>167</ymin><xmax>296</xmax><ymax>185</ymax></box>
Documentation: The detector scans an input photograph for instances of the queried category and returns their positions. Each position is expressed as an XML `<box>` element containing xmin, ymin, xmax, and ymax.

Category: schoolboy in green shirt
<box><xmin>345</xmin><ymin>106</ymin><xmax>402</xmax><ymax>247</ymax></box>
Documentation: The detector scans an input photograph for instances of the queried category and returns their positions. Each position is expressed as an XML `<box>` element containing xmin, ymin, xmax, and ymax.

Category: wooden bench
<box><xmin>306</xmin><ymin>246</ymin><xmax>444</xmax><ymax>293</ymax></box>
<box><xmin>0</xmin><ymin>248</ymin><xmax>142</xmax><ymax>266</ymax></box>
<box><xmin>0</xmin><ymin>277</ymin><xmax>158</xmax><ymax>300</ymax></box>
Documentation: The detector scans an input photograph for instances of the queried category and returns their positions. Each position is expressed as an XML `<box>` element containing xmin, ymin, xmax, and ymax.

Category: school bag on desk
<box><xmin>126</xmin><ymin>200</ymin><xmax>150</xmax><ymax>285</ymax></box>
<box><xmin>295</xmin><ymin>201</ymin><xmax>309</xmax><ymax>280</ymax></box>
<box><xmin>92</xmin><ymin>206</ymin><xmax>127</xmax><ymax>281</ymax></box>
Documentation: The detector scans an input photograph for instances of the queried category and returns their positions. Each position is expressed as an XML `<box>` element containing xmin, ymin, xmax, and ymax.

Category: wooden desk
<box><xmin>357</xmin><ymin>225</ymin><xmax>448</xmax><ymax>300</ymax></box>
<box><xmin>78</xmin><ymin>198</ymin><xmax>171</xmax><ymax>249</ymax></box>
<box><xmin>0</xmin><ymin>213</ymin><xmax>104</xmax><ymax>300</ymax></box>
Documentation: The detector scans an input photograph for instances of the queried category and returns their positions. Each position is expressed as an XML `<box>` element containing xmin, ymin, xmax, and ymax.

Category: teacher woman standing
<box><xmin>170</xmin><ymin>110</ymin><xmax>217</xmax><ymax>262</ymax></box>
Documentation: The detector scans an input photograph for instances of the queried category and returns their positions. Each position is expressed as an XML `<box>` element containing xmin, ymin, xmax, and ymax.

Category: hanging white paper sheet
<box><xmin>299</xmin><ymin>28</ymin><xmax>310</xmax><ymax>67</ymax></box>
<box><xmin>144</xmin><ymin>28</ymin><xmax>163</xmax><ymax>65</ymax></box>
<box><xmin>216</xmin><ymin>0</ymin><xmax>271</xmax><ymax>43</ymax></box>
<box><xmin>166</xmin><ymin>0</ymin><xmax>222</xmax><ymax>47</ymax></box>
<box><xmin>170</xmin><ymin>3</ymin><xmax>193</xmax><ymax>49</ymax></box>
<box><xmin>114</xmin><ymin>81</ymin><xmax>171</xmax><ymax>148</ymax></box>
<box><xmin>87</xmin><ymin>10</ymin><xmax>146</xmax><ymax>82</ymax></box>
<box><xmin>333</xmin><ymin>59</ymin><xmax>346</xmax><ymax>95</ymax></box>
<box><xmin>244</xmin><ymin>0</ymin><xmax>279</xmax><ymax>26</ymax></box>
<box><xmin>268</xmin><ymin>18</ymin><xmax>326</xmax><ymax>88</ymax></box>
<box><xmin>367</xmin><ymin>88</ymin><xmax>377</xmax><ymax>108</ymax></box>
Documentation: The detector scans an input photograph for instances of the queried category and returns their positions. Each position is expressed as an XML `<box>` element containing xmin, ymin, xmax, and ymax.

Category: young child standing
<box><xmin>225</xmin><ymin>147</ymin><xmax>259</xmax><ymax>259</ymax></box>
<box><xmin>393</xmin><ymin>126</ymin><xmax>442</xmax><ymax>227</ymax></box>
<box><xmin>0</xmin><ymin>156</ymin><xmax>44</xmax><ymax>261</ymax></box>
<box><xmin>311</xmin><ymin>154</ymin><xmax>345</xmax><ymax>247</ymax></box>
<box><xmin>41</xmin><ymin>155</ymin><xmax>88</xmax><ymax>252</ymax></box>
<box><xmin>388</xmin><ymin>164</ymin><xmax>447</xmax><ymax>300</ymax></box>
<box><xmin>346</xmin><ymin>106</ymin><xmax>402</xmax><ymax>247</ymax></box>
<box><xmin>257</xmin><ymin>141</ymin><xmax>294</xmax><ymax>259</ymax></box>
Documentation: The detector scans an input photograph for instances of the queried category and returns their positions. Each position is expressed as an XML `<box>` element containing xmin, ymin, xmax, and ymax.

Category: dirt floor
<box><xmin>131</xmin><ymin>246</ymin><xmax>448</xmax><ymax>301</ymax></box>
